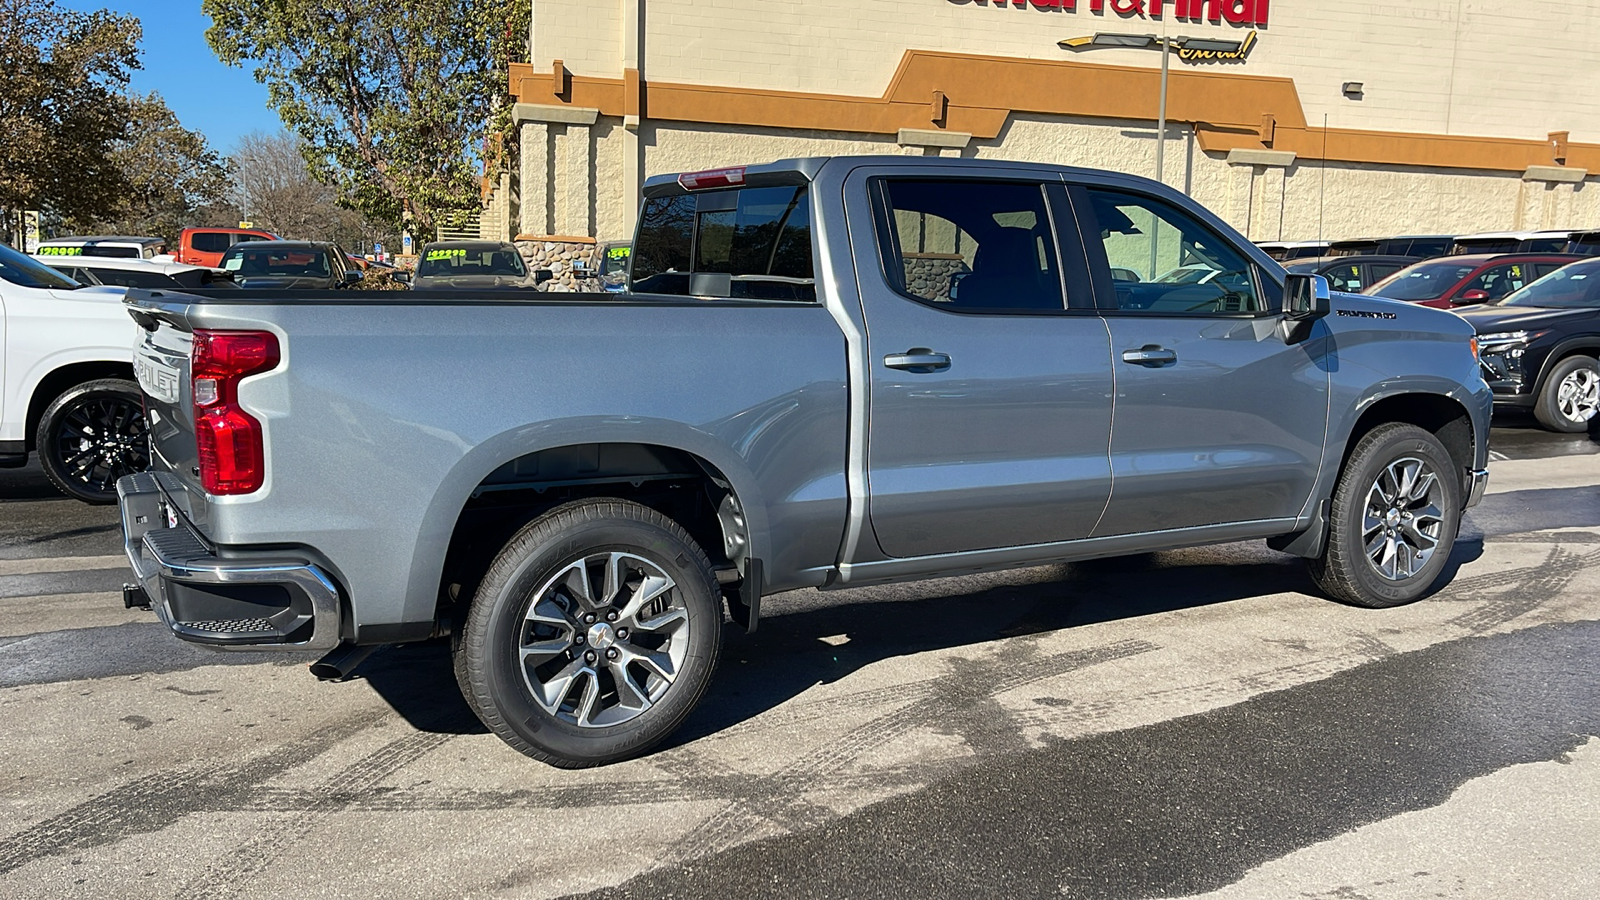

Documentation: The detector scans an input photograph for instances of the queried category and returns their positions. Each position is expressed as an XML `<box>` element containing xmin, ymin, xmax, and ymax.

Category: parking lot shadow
<box><xmin>666</xmin><ymin>545</ymin><xmax>1364</xmax><ymax>749</ymax></box>
<box><xmin>353</xmin><ymin>640</ymin><xmax>489</xmax><ymax>736</ymax></box>
<box><xmin>306</xmin><ymin>537</ymin><xmax>1491</xmax><ymax>747</ymax></box>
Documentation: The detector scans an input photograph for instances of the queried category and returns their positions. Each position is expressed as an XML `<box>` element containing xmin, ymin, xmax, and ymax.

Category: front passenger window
<box><xmin>1083</xmin><ymin>188</ymin><xmax>1263</xmax><ymax>315</ymax></box>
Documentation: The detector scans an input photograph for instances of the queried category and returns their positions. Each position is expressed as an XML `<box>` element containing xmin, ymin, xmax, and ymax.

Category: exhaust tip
<box><xmin>310</xmin><ymin>642</ymin><xmax>381</xmax><ymax>681</ymax></box>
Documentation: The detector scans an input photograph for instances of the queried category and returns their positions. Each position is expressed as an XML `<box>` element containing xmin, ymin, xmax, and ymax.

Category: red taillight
<box><xmin>677</xmin><ymin>167</ymin><xmax>746</xmax><ymax>191</ymax></box>
<box><xmin>192</xmin><ymin>330</ymin><xmax>280</xmax><ymax>495</ymax></box>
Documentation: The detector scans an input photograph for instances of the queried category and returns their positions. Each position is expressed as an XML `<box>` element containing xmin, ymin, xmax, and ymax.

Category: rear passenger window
<box><xmin>190</xmin><ymin>232</ymin><xmax>231</xmax><ymax>253</ymax></box>
<box><xmin>1083</xmin><ymin>188</ymin><xmax>1263</xmax><ymax>315</ymax></box>
<box><xmin>878</xmin><ymin>180</ymin><xmax>1065</xmax><ymax>312</ymax></box>
<box><xmin>83</xmin><ymin>268</ymin><xmax>181</xmax><ymax>288</ymax></box>
<box><xmin>630</xmin><ymin>185</ymin><xmax>814</xmax><ymax>301</ymax></box>
<box><xmin>1369</xmin><ymin>263</ymin><xmax>1404</xmax><ymax>283</ymax></box>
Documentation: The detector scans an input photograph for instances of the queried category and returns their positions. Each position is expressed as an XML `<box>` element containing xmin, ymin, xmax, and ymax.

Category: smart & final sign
<box><xmin>953</xmin><ymin>0</ymin><xmax>1270</xmax><ymax>27</ymax></box>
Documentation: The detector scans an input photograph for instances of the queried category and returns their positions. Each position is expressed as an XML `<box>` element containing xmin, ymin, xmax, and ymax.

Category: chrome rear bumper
<box><xmin>118</xmin><ymin>473</ymin><xmax>342</xmax><ymax>651</ymax></box>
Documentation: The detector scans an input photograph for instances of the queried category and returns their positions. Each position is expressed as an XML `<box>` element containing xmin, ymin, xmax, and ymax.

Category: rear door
<box><xmin>848</xmin><ymin>170</ymin><xmax>1114</xmax><ymax>558</ymax></box>
<box><xmin>1074</xmin><ymin>184</ymin><xmax>1329</xmax><ymax>536</ymax></box>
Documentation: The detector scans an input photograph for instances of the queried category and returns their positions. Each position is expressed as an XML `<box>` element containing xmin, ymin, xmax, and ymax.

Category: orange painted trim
<box><xmin>509</xmin><ymin>53</ymin><xmax>1589</xmax><ymax>176</ymax></box>
<box><xmin>1198</xmin><ymin>126</ymin><xmax>1600</xmax><ymax>173</ymax></box>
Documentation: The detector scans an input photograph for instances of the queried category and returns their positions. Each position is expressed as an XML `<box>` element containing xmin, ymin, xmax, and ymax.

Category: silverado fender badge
<box><xmin>1336</xmin><ymin>309</ymin><xmax>1398</xmax><ymax>320</ymax></box>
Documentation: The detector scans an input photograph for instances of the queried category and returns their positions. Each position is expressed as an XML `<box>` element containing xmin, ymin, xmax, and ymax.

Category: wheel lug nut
<box><xmin>583</xmin><ymin>613</ymin><xmax>596</xmax><ymax>624</ymax></box>
<box><xmin>584</xmin><ymin>651</ymin><xmax>597</xmax><ymax>663</ymax></box>
<box><xmin>605</xmin><ymin>611</ymin><xmax>618</xmax><ymax>622</ymax></box>
<box><xmin>606</xmin><ymin>648</ymin><xmax>619</xmax><ymax>660</ymax></box>
<box><xmin>616</xmin><ymin>627</ymin><xmax>628</xmax><ymax>639</ymax></box>
<box><xmin>574</xmin><ymin>635</ymin><xmax>585</xmax><ymax>645</ymax></box>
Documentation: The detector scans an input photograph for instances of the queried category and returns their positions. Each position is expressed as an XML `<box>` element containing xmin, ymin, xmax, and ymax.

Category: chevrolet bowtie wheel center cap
<box><xmin>587</xmin><ymin>622</ymin><xmax>617</xmax><ymax>651</ymax></box>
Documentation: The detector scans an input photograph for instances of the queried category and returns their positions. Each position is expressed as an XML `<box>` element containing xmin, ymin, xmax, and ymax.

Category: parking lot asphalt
<box><xmin>1</xmin><ymin>419</ymin><xmax>1597</xmax><ymax>900</ymax></box>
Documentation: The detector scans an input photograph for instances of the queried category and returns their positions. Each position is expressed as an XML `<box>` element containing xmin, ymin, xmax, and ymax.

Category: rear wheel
<box><xmin>1310</xmin><ymin>423</ymin><xmax>1461</xmax><ymax>608</ymax></box>
<box><xmin>37</xmin><ymin>378</ymin><xmax>149</xmax><ymax>504</ymax></box>
<box><xmin>1534</xmin><ymin>355</ymin><xmax>1599</xmax><ymax>433</ymax></box>
<box><xmin>454</xmin><ymin>498</ymin><xmax>722</xmax><ymax>767</ymax></box>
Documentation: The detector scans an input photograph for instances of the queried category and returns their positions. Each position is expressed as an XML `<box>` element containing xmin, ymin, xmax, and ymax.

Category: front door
<box><xmin>1074</xmin><ymin>185</ymin><xmax>1330</xmax><ymax>537</ymax></box>
<box><xmin>851</xmin><ymin>173</ymin><xmax>1114</xmax><ymax>559</ymax></box>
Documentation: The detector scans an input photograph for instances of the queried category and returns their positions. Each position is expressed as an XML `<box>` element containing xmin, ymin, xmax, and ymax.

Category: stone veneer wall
<box><xmin>902</xmin><ymin>253</ymin><xmax>969</xmax><ymax>303</ymax></box>
<box><xmin>514</xmin><ymin>237</ymin><xmax>600</xmax><ymax>292</ymax></box>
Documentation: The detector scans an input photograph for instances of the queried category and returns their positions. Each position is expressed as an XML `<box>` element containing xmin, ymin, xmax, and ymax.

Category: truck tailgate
<box><xmin>131</xmin><ymin>310</ymin><xmax>200</xmax><ymax>497</ymax></box>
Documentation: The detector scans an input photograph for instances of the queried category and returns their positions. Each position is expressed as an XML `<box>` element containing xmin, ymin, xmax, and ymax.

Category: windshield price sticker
<box><xmin>607</xmin><ymin>247</ymin><xmax>631</xmax><ymax>259</ymax></box>
<box><xmin>426</xmin><ymin>249</ymin><xmax>467</xmax><ymax>261</ymax></box>
<box><xmin>36</xmin><ymin>246</ymin><xmax>84</xmax><ymax>256</ymax></box>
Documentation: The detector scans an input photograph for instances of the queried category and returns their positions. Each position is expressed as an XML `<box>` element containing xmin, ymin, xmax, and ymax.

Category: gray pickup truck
<box><xmin>118</xmin><ymin>157</ymin><xmax>1491</xmax><ymax>767</ymax></box>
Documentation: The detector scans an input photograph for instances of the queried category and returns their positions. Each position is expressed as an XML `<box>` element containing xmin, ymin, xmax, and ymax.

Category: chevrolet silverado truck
<box><xmin>117</xmin><ymin>157</ymin><xmax>1492</xmax><ymax>767</ymax></box>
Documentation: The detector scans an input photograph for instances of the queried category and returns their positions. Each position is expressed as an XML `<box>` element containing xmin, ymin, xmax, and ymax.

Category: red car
<box><xmin>1367</xmin><ymin>253</ymin><xmax>1582</xmax><ymax>309</ymax></box>
<box><xmin>175</xmin><ymin>226</ymin><xmax>281</xmax><ymax>268</ymax></box>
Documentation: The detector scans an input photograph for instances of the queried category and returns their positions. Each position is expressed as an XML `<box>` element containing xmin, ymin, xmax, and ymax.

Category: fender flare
<box><xmin>397</xmin><ymin>416</ymin><xmax>772</xmax><ymax>626</ymax></box>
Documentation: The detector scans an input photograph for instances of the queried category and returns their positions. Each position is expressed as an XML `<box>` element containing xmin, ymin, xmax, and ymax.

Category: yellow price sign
<box><xmin>36</xmin><ymin>246</ymin><xmax>83</xmax><ymax>256</ymax></box>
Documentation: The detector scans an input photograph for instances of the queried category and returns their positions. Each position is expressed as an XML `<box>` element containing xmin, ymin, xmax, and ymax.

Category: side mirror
<box><xmin>342</xmin><ymin>270</ymin><xmax>364</xmax><ymax>285</ymax></box>
<box><xmin>533</xmin><ymin>269</ymin><xmax>555</xmax><ymax>285</ymax></box>
<box><xmin>1458</xmin><ymin>289</ymin><xmax>1491</xmax><ymax>303</ymax></box>
<box><xmin>391</xmin><ymin>271</ymin><xmax>411</xmax><ymax>284</ymax></box>
<box><xmin>1284</xmin><ymin>273</ymin><xmax>1331</xmax><ymax>320</ymax></box>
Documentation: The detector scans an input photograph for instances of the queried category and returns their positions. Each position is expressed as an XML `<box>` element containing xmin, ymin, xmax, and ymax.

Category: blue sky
<box><xmin>59</xmin><ymin>0</ymin><xmax>281</xmax><ymax>153</ymax></box>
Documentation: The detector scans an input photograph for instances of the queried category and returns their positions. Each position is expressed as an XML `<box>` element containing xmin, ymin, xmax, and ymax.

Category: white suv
<box><xmin>0</xmin><ymin>242</ymin><xmax>147</xmax><ymax>503</ymax></box>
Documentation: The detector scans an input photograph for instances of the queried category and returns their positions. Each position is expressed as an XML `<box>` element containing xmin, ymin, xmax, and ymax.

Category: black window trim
<box><xmin>867</xmin><ymin>175</ymin><xmax>1100</xmax><ymax>317</ymax></box>
<box><xmin>1069</xmin><ymin>182</ymin><xmax>1281</xmax><ymax>319</ymax></box>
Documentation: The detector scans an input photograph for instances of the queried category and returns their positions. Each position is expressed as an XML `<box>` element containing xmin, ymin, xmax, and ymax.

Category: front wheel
<box><xmin>1534</xmin><ymin>355</ymin><xmax>1599</xmax><ymax>433</ymax></box>
<box><xmin>1310</xmin><ymin>423</ymin><xmax>1462</xmax><ymax>608</ymax></box>
<box><xmin>37</xmin><ymin>378</ymin><xmax>149</xmax><ymax>504</ymax></box>
<box><xmin>455</xmin><ymin>498</ymin><xmax>723</xmax><ymax>767</ymax></box>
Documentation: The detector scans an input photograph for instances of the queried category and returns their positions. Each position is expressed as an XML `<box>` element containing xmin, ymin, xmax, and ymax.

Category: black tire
<box><xmin>1533</xmin><ymin>354</ymin><xmax>1600</xmax><ymax>434</ymax></box>
<box><xmin>1310</xmin><ymin>423</ymin><xmax>1462</xmax><ymax>608</ymax></box>
<box><xmin>455</xmin><ymin>498</ymin><xmax>722</xmax><ymax>767</ymax></box>
<box><xmin>37</xmin><ymin>378</ymin><xmax>149</xmax><ymax>505</ymax></box>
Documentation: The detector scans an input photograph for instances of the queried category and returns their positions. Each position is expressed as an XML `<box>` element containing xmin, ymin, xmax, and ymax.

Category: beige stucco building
<box><xmin>497</xmin><ymin>0</ymin><xmax>1600</xmax><ymax>277</ymax></box>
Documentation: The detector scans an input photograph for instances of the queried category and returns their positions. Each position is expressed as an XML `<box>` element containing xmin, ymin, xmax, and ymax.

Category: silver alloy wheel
<box><xmin>1555</xmin><ymin>365</ymin><xmax>1600</xmax><ymax>424</ymax></box>
<box><xmin>518</xmin><ymin>551</ymin><xmax>689</xmax><ymax>728</ymax></box>
<box><xmin>1362</xmin><ymin>457</ymin><xmax>1446</xmax><ymax>581</ymax></box>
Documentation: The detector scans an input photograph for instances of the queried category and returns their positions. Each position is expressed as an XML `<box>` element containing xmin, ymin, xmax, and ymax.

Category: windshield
<box><xmin>0</xmin><ymin>243</ymin><xmax>81</xmax><ymax>289</ymax></box>
<box><xmin>1369</xmin><ymin>261</ymin><xmax>1476</xmax><ymax>301</ymax></box>
<box><xmin>1497</xmin><ymin>260</ymin><xmax>1600</xmax><ymax>308</ymax></box>
<box><xmin>416</xmin><ymin>246</ymin><xmax>527</xmax><ymax>278</ymax></box>
<box><xmin>222</xmin><ymin>246</ymin><xmax>331</xmax><ymax>278</ymax></box>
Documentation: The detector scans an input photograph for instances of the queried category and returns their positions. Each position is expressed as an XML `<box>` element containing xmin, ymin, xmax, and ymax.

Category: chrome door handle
<box><xmin>1121</xmin><ymin>346</ymin><xmax>1178</xmax><ymax>367</ymax></box>
<box><xmin>884</xmin><ymin>350</ymin><xmax>952</xmax><ymax>372</ymax></box>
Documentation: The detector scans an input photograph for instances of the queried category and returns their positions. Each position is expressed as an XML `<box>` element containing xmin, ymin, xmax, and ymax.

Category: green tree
<box><xmin>0</xmin><ymin>0</ymin><xmax>139</xmax><ymax>244</ymax></box>
<box><xmin>72</xmin><ymin>93</ymin><xmax>233</xmax><ymax>241</ymax></box>
<box><xmin>203</xmin><ymin>0</ymin><xmax>530</xmax><ymax>240</ymax></box>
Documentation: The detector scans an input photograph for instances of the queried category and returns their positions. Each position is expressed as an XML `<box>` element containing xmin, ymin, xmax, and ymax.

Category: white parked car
<box><xmin>0</xmin><ymin>242</ymin><xmax>147</xmax><ymax>503</ymax></box>
<box><xmin>34</xmin><ymin>235</ymin><xmax>169</xmax><ymax>260</ymax></box>
<box><xmin>35</xmin><ymin>255</ymin><xmax>236</xmax><ymax>291</ymax></box>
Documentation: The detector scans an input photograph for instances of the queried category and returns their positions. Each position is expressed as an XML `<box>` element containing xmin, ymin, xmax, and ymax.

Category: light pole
<box><xmin>1059</xmin><ymin>32</ymin><xmax>1244</xmax><ymax>190</ymax></box>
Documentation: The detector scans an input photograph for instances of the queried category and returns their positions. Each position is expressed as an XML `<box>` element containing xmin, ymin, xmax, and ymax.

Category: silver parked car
<box><xmin>407</xmin><ymin>240</ymin><xmax>552</xmax><ymax>290</ymax></box>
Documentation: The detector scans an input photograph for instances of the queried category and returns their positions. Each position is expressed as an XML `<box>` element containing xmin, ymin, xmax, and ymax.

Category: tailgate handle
<box><xmin>884</xmin><ymin>350</ymin><xmax>952</xmax><ymax>372</ymax></box>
